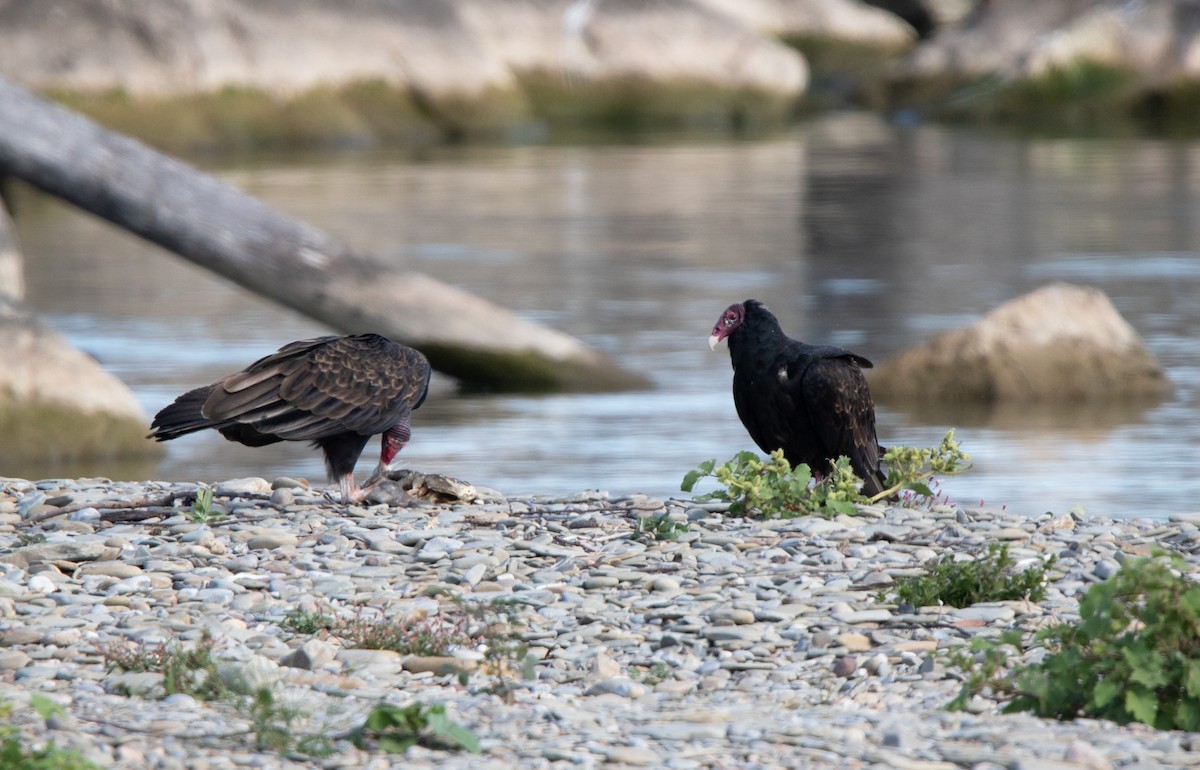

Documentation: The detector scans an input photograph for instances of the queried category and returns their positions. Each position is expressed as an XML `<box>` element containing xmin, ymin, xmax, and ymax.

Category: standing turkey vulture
<box><xmin>149</xmin><ymin>334</ymin><xmax>431</xmax><ymax>502</ymax></box>
<box><xmin>708</xmin><ymin>299</ymin><xmax>888</xmax><ymax>498</ymax></box>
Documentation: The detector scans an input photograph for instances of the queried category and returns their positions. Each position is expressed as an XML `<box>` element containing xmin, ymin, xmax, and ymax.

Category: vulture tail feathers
<box><xmin>147</xmin><ymin>386</ymin><xmax>216</xmax><ymax>441</ymax></box>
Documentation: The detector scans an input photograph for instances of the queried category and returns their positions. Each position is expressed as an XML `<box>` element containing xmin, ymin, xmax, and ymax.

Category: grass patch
<box><xmin>98</xmin><ymin>601</ymin><xmax>527</xmax><ymax>756</ymax></box>
<box><xmin>243</xmin><ymin>688</ymin><xmax>334</xmax><ymax>758</ymax></box>
<box><xmin>885</xmin><ymin>543</ymin><xmax>1055</xmax><ymax>608</ymax></box>
<box><xmin>514</xmin><ymin>70</ymin><xmax>796</xmax><ymax>135</ymax></box>
<box><xmin>783</xmin><ymin>35</ymin><xmax>912</xmax><ymax>111</ymax></box>
<box><xmin>333</xmin><ymin>610</ymin><xmax>473</xmax><ymax>656</ymax></box>
<box><xmin>630</xmin><ymin>662</ymin><xmax>673</xmax><ymax>686</ymax></box>
<box><xmin>102</xmin><ymin>630</ymin><xmax>336</xmax><ymax>757</ymax></box>
<box><xmin>981</xmin><ymin>62</ymin><xmax>1141</xmax><ymax>133</ymax></box>
<box><xmin>103</xmin><ymin>629</ymin><xmax>227</xmax><ymax>701</ymax></box>
<box><xmin>1128</xmin><ymin>77</ymin><xmax>1200</xmax><ymax>137</ymax></box>
<box><xmin>280</xmin><ymin>607</ymin><xmax>336</xmax><ymax>635</ymax></box>
<box><xmin>887</xmin><ymin>61</ymin><xmax>1165</xmax><ymax>137</ymax></box>
<box><xmin>47</xmin><ymin>71</ymin><xmax>797</xmax><ymax>157</ymax></box>
<box><xmin>50</xmin><ymin>82</ymin><xmax>445</xmax><ymax>156</ymax></box>
<box><xmin>0</xmin><ymin>402</ymin><xmax>161</xmax><ymax>464</ymax></box>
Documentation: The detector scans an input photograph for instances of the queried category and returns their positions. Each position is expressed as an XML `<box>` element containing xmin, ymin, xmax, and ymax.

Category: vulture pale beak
<box><xmin>708</xmin><ymin>333</ymin><xmax>722</xmax><ymax>351</ymax></box>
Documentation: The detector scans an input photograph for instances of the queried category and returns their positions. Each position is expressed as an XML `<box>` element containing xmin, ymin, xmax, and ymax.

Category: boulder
<box><xmin>0</xmin><ymin>0</ymin><xmax>513</xmax><ymax>97</ymax></box>
<box><xmin>869</xmin><ymin>283</ymin><xmax>1171</xmax><ymax>403</ymax></box>
<box><xmin>0</xmin><ymin>292</ymin><xmax>157</xmax><ymax>463</ymax></box>
<box><xmin>461</xmin><ymin>0</ymin><xmax>807</xmax><ymax>94</ymax></box>
<box><xmin>695</xmin><ymin>0</ymin><xmax>916</xmax><ymax>48</ymax></box>
<box><xmin>898</xmin><ymin>0</ymin><xmax>1200</xmax><ymax>83</ymax></box>
<box><xmin>0</xmin><ymin>0</ymin><xmax>807</xmax><ymax>100</ymax></box>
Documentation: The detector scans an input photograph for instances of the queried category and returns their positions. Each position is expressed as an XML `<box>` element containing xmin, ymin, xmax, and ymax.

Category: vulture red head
<box><xmin>708</xmin><ymin>302</ymin><xmax>747</xmax><ymax>350</ymax></box>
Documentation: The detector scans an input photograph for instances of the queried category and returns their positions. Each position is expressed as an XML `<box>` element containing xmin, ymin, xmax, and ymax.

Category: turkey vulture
<box><xmin>708</xmin><ymin>299</ymin><xmax>888</xmax><ymax>498</ymax></box>
<box><xmin>149</xmin><ymin>334</ymin><xmax>431</xmax><ymax>502</ymax></box>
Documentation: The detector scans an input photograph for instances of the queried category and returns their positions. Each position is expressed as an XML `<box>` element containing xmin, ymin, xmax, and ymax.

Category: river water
<box><xmin>11</xmin><ymin>112</ymin><xmax>1200</xmax><ymax>519</ymax></box>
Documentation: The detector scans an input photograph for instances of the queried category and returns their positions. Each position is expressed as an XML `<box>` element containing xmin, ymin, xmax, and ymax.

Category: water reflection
<box><xmin>10</xmin><ymin>113</ymin><xmax>1200</xmax><ymax>518</ymax></box>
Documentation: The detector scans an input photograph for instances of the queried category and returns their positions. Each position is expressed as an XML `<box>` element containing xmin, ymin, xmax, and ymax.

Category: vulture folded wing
<box><xmin>271</xmin><ymin>335</ymin><xmax>430</xmax><ymax>439</ymax></box>
<box><xmin>203</xmin><ymin>336</ymin><xmax>338</xmax><ymax>425</ymax></box>
<box><xmin>802</xmin><ymin>355</ymin><xmax>883</xmax><ymax>485</ymax></box>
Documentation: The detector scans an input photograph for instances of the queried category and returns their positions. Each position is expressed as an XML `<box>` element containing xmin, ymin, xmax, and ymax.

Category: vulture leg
<box><xmin>338</xmin><ymin>474</ymin><xmax>362</xmax><ymax>504</ymax></box>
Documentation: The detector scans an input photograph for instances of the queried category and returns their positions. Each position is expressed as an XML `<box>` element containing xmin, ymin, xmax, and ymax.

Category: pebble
<box><xmin>833</xmin><ymin>655</ymin><xmax>859</xmax><ymax>677</ymax></box>
<box><xmin>246</xmin><ymin>531</ymin><xmax>300</xmax><ymax>550</ymax></box>
<box><xmin>0</xmin><ymin>477</ymin><xmax>1192</xmax><ymax>770</ymax></box>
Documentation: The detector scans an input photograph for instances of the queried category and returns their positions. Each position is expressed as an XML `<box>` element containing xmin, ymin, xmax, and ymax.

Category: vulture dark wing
<box><xmin>280</xmin><ymin>334</ymin><xmax>429</xmax><ymax>437</ymax></box>
<box><xmin>203</xmin><ymin>334</ymin><xmax>429</xmax><ymax>441</ymax></box>
<box><xmin>798</xmin><ymin>352</ymin><xmax>886</xmax><ymax>495</ymax></box>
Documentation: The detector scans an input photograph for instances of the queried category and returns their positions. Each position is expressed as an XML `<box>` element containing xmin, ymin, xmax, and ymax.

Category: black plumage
<box><xmin>709</xmin><ymin>299</ymin><xmax>888</xmax><ymax>498</ymax></box>
<box><xmin>149</xmin><ymin>334</ymin><xmax>431</xmax><ymax>502</ymax></box>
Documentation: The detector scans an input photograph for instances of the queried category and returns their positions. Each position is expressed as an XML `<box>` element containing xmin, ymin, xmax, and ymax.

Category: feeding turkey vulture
<box><xmin>708</xmin><ymin>299</ymin><xmax>888</xmax><ymax>498</ymax></box>
<box><xmin>149</xmin><ymin>334</ymin><xmax>431</xmax><ymax>502</ymax></box>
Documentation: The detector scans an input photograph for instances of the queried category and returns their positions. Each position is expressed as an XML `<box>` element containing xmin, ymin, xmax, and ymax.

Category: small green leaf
<box><xmin>824</xmin><ymin>499</ymin><xmax>858</xmax><ymax>517</ymax></box>
<box><xmin>426</xmin><ymin>711</ymin><xmax>482</xmax><ymax>753</ymax></box>
<box><xmin>1125</xmin><ymin>687</ymin><xmax>1159</xmax><ymax>725</ymax></box>
<box><xmin>365</xmin><ymin>703</ymin><xmax>403</xmax><ymax>731</ymax></box>
<box><xmin>906</xmin><ymin>481</ymin><xmax>933</xmax><ymax>498</ymax></box>
<box><xmin>1186</xmin><ymin>660</ymin><xmax>1200</xmax><ymax>698</ymax></box>
<box><xmin>1091</xmin><ymin>677</ymin><xmax>1123</xmax><ymax>709</ymax></box>
<box><xmin>1177</xmin><ymin>699</ymin><xmax>1200</xmax><ymax>732</ymax></box>
<box><xmin>680</xmin><ymin>470</ymin><xmax>701</xmax><ymax>492</ymax></box>
<box><xmin>378</xmin><ymin>734</ymin><xmax>418</xmax><ymax>753</ymax></box>
<box><xmin>30</xmin><ymin>693</ymin><xmax>63</xmax><ymax>720</ymax></box>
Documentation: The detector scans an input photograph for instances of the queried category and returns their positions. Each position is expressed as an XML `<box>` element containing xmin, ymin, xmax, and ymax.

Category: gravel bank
<box><xmin>1</xmin><ymin>474</ymin><xmax>1198</xmax><ymax>769</ymax></box>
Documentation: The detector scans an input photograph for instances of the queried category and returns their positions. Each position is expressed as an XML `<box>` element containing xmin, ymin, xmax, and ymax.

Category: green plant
<box><xmin>681</xmin><ymin>430</ymin><xmax>970</xmax><ymax>518</ymax></box>
<box><xmin>280</xmin><ymin>608</ymin><xmax>335</xmax><ymax>635</ymax></box>
<box><xmin>104</xmin><ymin>632</ymin><xmax>338</xmax><ymax>757</ymax></box>
<box><xmin>681</xmin><ymin>450</ymin><xmax>863</xmax><ymax>517</ymax></box>
<box><xmin>242</xmin><ymin>688</ymin><xmax>333</xmax><ymax>758</ymax></box>
<box><xmin>478</xmin><ymin>617</ymin><xmax>534</xmax><ymax>699</ymax></box>
<box><xmin>945</xmin><ymin>629</ymin><xmax>1025</xmax><ymax>713</ymax></box>
<box><xmin>634</xmin><ymin>511</ymin><xmax>689</xmax><ymax>542</ymax></box>
<box><xmin>0</xmin><ymin>696</ymin><xmax>100</xmax><ymax>770</ymax></box>
<box><xmin>445</xmin><ymin>597</ymin><xmax>535</xmax><ymax>701</ymax></box>
<box><xmin>886</xmin><ymin>543</ymin><xmax>1055</xmax><ymax>608</ymax></box>
<box><xmin>350</xmin><ymin>703</ymin><xmax>480</xmax><ymax>754</ymax></box>
<box><xmin>103</xmin><ymin>630</ymin><xmax>227</xmax><ymax>701</ymax></box>
<box><xmin>187</xmin><ymin>486</ymin><xmax>227</xmax><ymax>524</ymax></box>
<box><xmin>878</xmin><ymin>430</ymin><xmax>971</xmax><ymax>503</ymax></box>
<box><xmin>948</xmin><ymin>553</ymin><xmax>1200</xmax><ymax>731</ymax></box>
<box><xmin>333</xmin><ymin>610</ymin><xmax>472</xmax><ymax>656</ymax></box>
<box><xmin>630</xmin><ymin>662</ymin><xmax>672</xmax><ymax>685</ymax></box>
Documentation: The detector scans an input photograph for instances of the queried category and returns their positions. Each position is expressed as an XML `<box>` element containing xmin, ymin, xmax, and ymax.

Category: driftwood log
<box><xmin>0</xmin><ymin>77</ymin><xmax>648</xmax><ymax>392</ymax></box>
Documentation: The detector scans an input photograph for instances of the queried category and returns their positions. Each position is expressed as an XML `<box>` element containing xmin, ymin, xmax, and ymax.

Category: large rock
<box><xmin>695</xmin><ymin>0</ymin><xmax>915</xmax><ymax>48</ymax></box>
<box><xmin>869</xmin><ymin>283</ymin><xmax>1171</xmax><ymax>403</ymax></box>
<box><xmin>462</xmin><ymin>0</ymin><xmax>807</xmax><ymax>94</ymax></box>
<box><xmin>0</xmin><ymin>0</ymin><xmax>806</xmax><ymax>100</ymax></box>
<box><xmin>0</xmin><ymin>0</ymin><xmax>512</xmax><ymax>97</ymax></box>
<box><xmin>0</xmin><ymin>293</ymin><xmax>156</xmax><ymax>463</ymax></box>
<box><xmin>898</xmin><ymin>0</ymin><xmax>1200</xmax><ymax>83</ymax></box>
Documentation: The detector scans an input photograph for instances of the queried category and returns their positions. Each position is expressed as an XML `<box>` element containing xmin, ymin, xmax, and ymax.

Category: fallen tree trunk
<box><xmin>0</xmin><ymin>77</ymin><xmax>648</xmax><ymax>392</ymax></box>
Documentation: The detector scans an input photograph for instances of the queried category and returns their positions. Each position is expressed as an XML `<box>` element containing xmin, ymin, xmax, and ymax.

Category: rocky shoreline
<box><xmin>1</xmin><ymin>474</ymin><xmax>1198</xmax><ymax>769</ymax></box>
